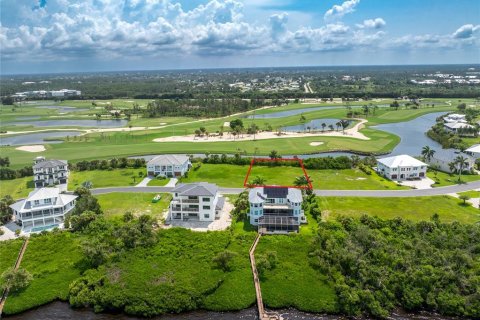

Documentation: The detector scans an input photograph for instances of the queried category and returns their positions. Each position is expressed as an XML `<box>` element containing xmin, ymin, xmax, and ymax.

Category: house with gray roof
<box><xmin>10</xmin><ymin>187</ymin><xmax>77</xmax><ymax>233</ymax></box>
<box><xmin>147</xmin><ymin>154</ymin><xmax>191</xmax><ymax>177</ymax></box>
<box><xmin>169</xmin><ymin>182</ymin><xmax>223</xmax><ymax>222</ymax></box>
<box><xmin>248</xmin><ymin>187</ymin><xmax>305</xmax><ymax>234</ymax></box>
<box><xmin>427</xmin><ymin>149</ymin><xmax>476</xmax><ymax>173</ymax></box>
<box><xmin>32</xmin><ymin>156</ymin><xmax>69</xmax><ymax>188</ymax></box>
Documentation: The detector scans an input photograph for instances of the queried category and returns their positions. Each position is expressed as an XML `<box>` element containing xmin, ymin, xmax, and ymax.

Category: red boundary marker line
<box><xmin>244</xmin><ymin>157</ymin><xmax>312</xmax><ymax>189</ymax></box>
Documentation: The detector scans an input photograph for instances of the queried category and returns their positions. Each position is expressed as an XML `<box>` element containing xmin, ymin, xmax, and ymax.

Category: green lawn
<box><xmin>147</xmin><ymin>177</ymin><xmax>170</xmax><ymax>186</ymax></box>
<box><xmin>182</xmin><ymin>164</ymin><xmax>406</xmax><ymax>190</ymax></box>
<box><xmin>256</xmin><ymin>235</ymin><xmax>338</xmax><ymax>313</ymax></box>
<box><xmin>3</xmin><ymin>232</ymin><xmax>85</xmax><ymax>315</ymax></box>
<box><xmin>457</xmin><ymin>190</ymin><xmax>480</xmax><ymax>199</ymax></box>
<box><xmin>0</xmin><ymin>239</ymin><xmax>23</xmax><ymax>277</ymax></box>
<box><xmin>427</xmin><ymin>170</ymin><xmax>480</xmax><ymax>187</ymax></box>
<box><xmin>0</xmin><ymin>177</ymin><xmax>34</xmax><ymax>199</ymax></box>
<box><xmin>318</xmin><ymin>196</ymin><xmax>480</xmax><ymax>224</ymax></box>
<box><xmin>68</xmin><ymin>169</ymin><xmax>146</xmax><ymax>189</ymax></box>
<box><xmin>95</xmin><ymin>192</ymin><xmax>171</xmax><ymax>220</ymax></box>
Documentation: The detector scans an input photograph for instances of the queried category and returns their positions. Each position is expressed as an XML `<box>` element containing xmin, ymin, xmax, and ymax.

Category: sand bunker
<box><xmin>309</xmin><ymin>142</ymin><xmax>324</xmax><ymax>146</ymax></box>
<box><xmin>223</xmin><ymin>122</ymin><xmax>230</xmax><ymax>127</ymax></box>
<box><xmin>15</xmin><ymin>145</ymin><xmax>46</xmax><ymax>152</ymax></box>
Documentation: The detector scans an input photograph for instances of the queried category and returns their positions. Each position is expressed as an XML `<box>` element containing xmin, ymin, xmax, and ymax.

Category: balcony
<box><xmin>171</xmin><ymin>207</ymin><xmax>199</xmax><ymax>212</ymax></box>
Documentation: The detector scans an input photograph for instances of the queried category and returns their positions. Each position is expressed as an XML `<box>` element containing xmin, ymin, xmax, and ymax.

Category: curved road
<box><xmin>90</xmin><ymin>180</ymin><xmax>480</xmax><ymax>197</ymax></box>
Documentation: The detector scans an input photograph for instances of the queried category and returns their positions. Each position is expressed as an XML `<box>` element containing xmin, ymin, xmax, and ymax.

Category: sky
<box><xmin>1</xmin><ymin>0</ymin><xmax>479</xmax><ymax>74</ymax></box>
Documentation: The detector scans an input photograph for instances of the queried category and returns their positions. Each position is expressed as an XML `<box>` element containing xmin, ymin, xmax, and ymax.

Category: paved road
<box><xmin>90</xmin><ymin>180</ymin><xmax>480</xmax><ymax>197</ymax></box>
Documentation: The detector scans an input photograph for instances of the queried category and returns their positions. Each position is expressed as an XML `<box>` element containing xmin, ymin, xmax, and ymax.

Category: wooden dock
<box><xmin>0</xmin><ymin>238</ymin><xmax>29</xmax><ymax>316</ymax></box>
<box><xmin>249</xmin><ymin>233</ymin><xmax>281</xmax><ymax>320</ymax></box>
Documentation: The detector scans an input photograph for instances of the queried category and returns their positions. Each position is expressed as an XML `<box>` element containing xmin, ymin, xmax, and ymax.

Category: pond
<box><xmin>0</xmin><ymin>131</ymin><xmax>82</xmax><ymax>146</ymax></box>
<box><xmin>246</xmin><ymin>105</ymin><xmax>390</xmax><ymax>119</ymax></box>
<box><xmin>3</xmin><ymin>301</ymin><xmax>459</xmax><ymax>320</ymax></box>
<box><xmin>372</xmin><ymin>112</ymin><xmax>445</xmax><ymax>157</ymax></box>
<box><xmin>36</xmin><ymin>105</ymin><xmax>88</xmax><ymax>113</ymax></box>
<box><xmin>8</xmin><ymin>119</ymin><xmax>128</xmax><ymax>128</ymax></box>
<box><xmin>281</xmin><ymin>118</ymin><xmax>350</xmax><ymax>132</ymax></box>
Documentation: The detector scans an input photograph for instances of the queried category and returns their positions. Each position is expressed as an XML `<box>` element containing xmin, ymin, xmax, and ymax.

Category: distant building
<box><xmin>376</xmin><ymin>155</ymin><xmax>428</xmax><ymax>181</ymax></box>
<box><xmin>443</xmin><ymin>122</ymin><xmax>476</xmax><ymax>134</ymax></box>
<box><xmin>147</xmin><ymin>155</ymin><xmax>191</xmax><ymax>177</ymax></box>
<box><xmin>248</xmin><ymin>187</ymin><xmax>305</xmax><ymax>234</ymax></box>
<box><xmin>33</xmin><ymin>156</ymin><xmax>69</xmax><ymax>188</ymax></box>
<box><xmin>12</xmin><ymin>89</ymin><xmax>81</xmax><ymax>99</ymax></box>
<box><xmin>443</xmin><ymin>114</ymin><xmax>467</xmax><ymax>123</ymax></box>
<box><xmin>9</xmin><ymin>187</ymin><xmax>77</xmax><ymax>233</ymax></box>
<box><xmin>465</xmin><ymin>144</ymin><xmax>480</xmax><ymax>159</ymax></box>
<box><xmin>169</xmin><ymin>183</ymin><xmax>224</xmax><ymax>222</ymax></box>
<box><xmin>427</xmin><ymin>149</ymin><xmax>476</xmax><ymax>173</ymax></box>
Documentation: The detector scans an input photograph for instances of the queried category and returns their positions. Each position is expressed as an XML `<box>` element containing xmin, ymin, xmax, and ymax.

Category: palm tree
<box><xmin>328</xmin><ymin>124</ymin><xmax>334</xmax><ymax>131</ymax></box>
<box><xmin>340</xmin><ymin>119</ymin><xmax>350</xmax><ymax>134</ymax></box>
<box><xmin>421</xmin><ymin>146</ymin><xmax>436</xmax><ymax>162</ymax></box>
<box><xmin>335</xmin><ymin>121</ymin><xmax>341</xmax><ymax>131</ymax></box>
<box><xmin>251</xmin><ymin>176</ymin><xmax>266</xmax><ymax>186</ymax></box>
<box><xmin>321</xmin><ymin>123</ymin><xmax>326</xmax><ymax>132</ymax></box>
<box><xmin>453</xmin><ymin>155</ymin><xmax>469</xmax><ymax>182</ymax></box>
<box><xmin>351</xmin><ymin>155</ymin><xmax>361</xmax><ymax>167</ymax></box>
<box><xmin>294</xmin><ymin>175</ymin><xmax>312</xmax><ymax>187</ymax></box>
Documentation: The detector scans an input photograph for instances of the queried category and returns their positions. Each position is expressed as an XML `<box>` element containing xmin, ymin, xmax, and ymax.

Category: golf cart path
<box><xmin>90</xmin><ymin>179</ymin><xmax>480</xmax><ymax>197</ymax></box>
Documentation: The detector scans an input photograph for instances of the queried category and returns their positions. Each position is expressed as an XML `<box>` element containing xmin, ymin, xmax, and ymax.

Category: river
<box><xmin>3</xmin><ymin>301</ymin><xmax>461</xmax><ymax>320</ymax></box>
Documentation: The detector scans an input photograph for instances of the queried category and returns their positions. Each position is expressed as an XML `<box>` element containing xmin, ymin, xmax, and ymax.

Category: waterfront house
<box><xmin>147</xmin><ymin>155</ymin><xmax>191</xmax><ymax>177</ymax></box>
<box><xmin>465</xmin><ymin>144</ymin><xmax>480</xmax><ymax>159</ymax></box>
<box><xmin>376</xmin><ymin>155</ymin><xmax>428</xmax><ymax>181</ymax></box>
<box><xmin>169</xmin><ymin>183</ymin><xmax>224</xmax><ymax>221</ymax></box>
<box><xmin>33</xmin><ymin>156</ymin><xmax>69</xmax><ymax>188</ymax></box>
<box><xmin>9</xmin><ymin>187</ymin><xmax>77</xmax><ymax>233</ymax></box>
<box><xmin>427</xmin><ymin>149</ymin><xmax>476</xmax><ymax>173</ymax></box>
<box><xmin>248</xmin><ymin>187</ymin><xmax>305</xmax><ymax>234</ymax></box>
<box><xmin>443</xmin><ymin>122</ymin><xmax>476</xmax><ymax>134</ymax></box>
<box><xmin>443</xmin><ymin>113</ymin><xmax>466</xmax><ymax>123</ymax></box>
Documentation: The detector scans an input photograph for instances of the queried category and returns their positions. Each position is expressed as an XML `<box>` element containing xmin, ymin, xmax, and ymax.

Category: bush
<box><xmin>0</xmin><ymin>267</ymin><xmax>33</xmax><ymax>292</ymax></box>
<box><xmin>212</xmin><ymin>250</ymin><xmax>237</xmax><ymax>272</ymax></box>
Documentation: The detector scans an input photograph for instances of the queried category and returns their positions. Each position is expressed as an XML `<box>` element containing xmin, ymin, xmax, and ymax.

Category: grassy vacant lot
<box><xmin>319</xmin><ymin>196</ymin><xmax>480</xmax><ymax>224</ymax></box>
<box><xmin>68</xmin><ymin>169</ymin><xmax>146</xmax><ymax>189</ymax></box>
<box><xmin>3</xmin><ymin>232</ymin><xmax>85</xmax><ymax>315</ymax></box>
<box><xmin>0</xmin><ymin>177</ymin><xmax>34</xmax><ymax>199</ymax></box>
<box><xmin>0</xmin><ymin>239</ymin><xmax>23</xmax><ymax>276</ymax></box>
<box><xmin>95</xmin><ymin>192</ymin><xmax>171</xmax><ymax>220</ymax></box>
<box><xmin>428</xmin><ymin>170</ymin><xmax>480</xmax><ymax>187</ymax></box>
<box><xmin>256</xmin><ymin>235</ymin><xmax>338</xmax><ymax>313</ymax></box>
<box><xmin>182</xmin><ymin>164</ymin><xmax>406</xmax><ymax>190</ymax></box>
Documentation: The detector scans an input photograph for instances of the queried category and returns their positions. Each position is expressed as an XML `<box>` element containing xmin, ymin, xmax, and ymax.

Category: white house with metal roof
<box><xmin>427</xmin><ymin>149</ymin><xmax>476</xmax><ymax>173</ymax></box>
<box><xmin>9</xmin><ymin>187</ymin><xmax>77</xmax><ymax>233</ymax></box>
<box><xmin>443</xmin><ymin>113</ymin><xmax>467</xmax><ymax>123</ymax></box>
<box><xmin>248</xmin><ymin>187</ymin><xmax>305</xmax><ymax>234</ymax></box>
<box><xmin>465</xmin><ymin>144</ymin><xmax>480</xmax><ymax>159</ymax></box>
<box><xmin>169</xmin><ymin>182</ymin><xmax>223</xmax><ymax>222</ymax></box>
<box><xmin>33</xmin><ymin>156</ymin><xmax>69</xmax><ymax>188</ymax></box>
<box><xmin>376</xmin><ymin>155</ymin><xmax>428</xmax><ymax>181</ymax></box>
<box><xmin>147</xmin><ymin>155</ymin><xmax>191</xmax><ymax>177</ymax></box>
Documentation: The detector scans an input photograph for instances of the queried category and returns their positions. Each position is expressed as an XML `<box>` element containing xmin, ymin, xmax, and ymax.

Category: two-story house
<box><xmin>248</xmin><ymin>187</ymin><xmax>305</xmax><ymax>234</ymax></box>
<box><xmin>33</xmin><ymin>157</ymin><xmax>69</xmax><ymax>188</ymax></box>
<box><xmin>169</xmin><ymin>182</ymin><xmax>224</xmax><ymax>222</ymax></box>
<box><xmin>9</xmin><ymin>187</ymin><xmax>77</xmax><ymax>233</ymax></box>
<box><xmin>376</xmin><ymin>154</ymin><xmax>428</xmax><ymax>181</ymax></box>
<box><xmin>147</xmin><ymin>155</ymin><xmax>191</xmax><ymax>177</ymax></box>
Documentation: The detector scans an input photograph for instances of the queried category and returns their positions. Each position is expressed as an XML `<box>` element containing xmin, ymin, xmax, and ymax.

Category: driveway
<box><xmin>135</xmin><ymin>176</ymin><xmax>153</xmax><ymax>187</ymax></box>
<box><xmin>89</xmin><ymin>180</ymin><xmax>480</xmax><ymax>198</ymax></box>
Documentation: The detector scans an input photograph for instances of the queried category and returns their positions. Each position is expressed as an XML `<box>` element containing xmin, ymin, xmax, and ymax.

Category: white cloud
<box><xmin>357</xmin><ymin>18</ymin><xmax>386</xmax><ymax>29</ymax></box>
<box><xmin>453</xmin><ymin>24</ymin><xmax>480</xmax><ymax>39</ymax></box>
<box><xmin>324</xmin><ymin>0</ymin><xmax>360</xmax><ymax>20</ymax></box>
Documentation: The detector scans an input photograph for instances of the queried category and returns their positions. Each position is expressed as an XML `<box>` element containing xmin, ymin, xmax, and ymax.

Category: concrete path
<box><xmin>90</xmin><ymin>180</ymin><xmax>480</xmax><ymax>197</ymax></box>
<box><xmin>135</xmin><ymin>176</ymin><xmax>153</xmax><ymax>187</ymax></box>
<box><xmin>165</xmin><ymin>178</ymin><xmax>178</xmax><ymax>187</ymax></box>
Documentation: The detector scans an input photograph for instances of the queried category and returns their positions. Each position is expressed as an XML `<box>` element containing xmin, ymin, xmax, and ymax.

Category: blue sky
<box><xmin>1</xmin><ymin>0</ymin><xmax>479</xmax><ymax>74</ymax></box>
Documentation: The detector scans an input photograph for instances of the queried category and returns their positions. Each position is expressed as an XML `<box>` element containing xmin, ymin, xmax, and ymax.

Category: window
<box><xmin>202</xmin><ymin>197</ymin><xmax>210</xmax><ymax>202</ymax></box>
<box><xmin>254</xmin><ymin>219</ymin><xmax>258</xmax><ymax>223</ymax></box>
<box><xmin>203</xmin><ymin>205</ymin><xmax>210</xmax><ymax>210</ymax></box>
<box><xmin>204</xmin><ymin>214</ymin><xmax>210</xmax><ymax>218</ymax></box>
<box><xmin>34</xmin><ymin>200</ymin><xmax>40</xmax><ymax>205</ymax></box>
<box><xmin>44</xmin><ymin>198</ymin><xmax>51</xmax><ymax>204</ymax></box>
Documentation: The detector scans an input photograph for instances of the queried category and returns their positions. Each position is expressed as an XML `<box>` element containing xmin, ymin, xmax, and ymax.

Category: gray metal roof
<box><xmin>172</xmin><ymin>182</ymin><xmax>218</xmax><ymax>196</ymax></box>
<box><xmin>147</xmin><ymin>154</ymin><xmax>190</xmax><ymax>166</ymax></box>
<box><xmin>33</xmin><ymin>159</ymin><xmax>67</xmax><ymax>169</ymax></box>
<box><xmin>249</xmin><ymin>187</ymin><xmax>303</xmax><ymax>203</ymax></box>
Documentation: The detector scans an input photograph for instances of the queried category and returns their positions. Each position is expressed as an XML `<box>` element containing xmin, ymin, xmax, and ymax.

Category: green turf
<box><xmin>318</xmin><ymin>196</ymin><xmax>480</xmax><ymax>224</ymax></box>
<box><xmin>147</xmin><ymin>177</ymin><xmax>170</xmax><ymax>186</ymax></box>
<box><xmin>182</xmin><ymin>164</ymin><xmax>406</xmax><ymax>190</ymax></box>
<box><xmin>0</xmin><ymin>177</ymin><xmax>35</xmax><ymax>199</ymax></box>
<box><xmin>3</xmin><ymin>232</ymin><xmax>85</xmax><ymax>315</ymax></box>
<box><xmin>95</xmin><ymin>192</ymin><xmax>171</xmax><ymax>220</ymax></box>
<box><xmin>0</xmin><ymin>239</ymin><xmax>23</xmax><ymax>277</ymax></box>
<box><xmin>457</xmin><ymin>190</ymin><xmax>480</xmax><ymax>199</ymax></box>
<box><xmin>427</xmin><ymin>170</ymin><xmax>480</xmax><ymax>187</ymax></box>
<box><xmin>68</xmin><ymin>169</ymin><xmax>146</xmax><ymax>189</ymax></box>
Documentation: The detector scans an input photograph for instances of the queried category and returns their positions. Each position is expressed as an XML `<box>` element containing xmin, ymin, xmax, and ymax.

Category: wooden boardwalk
<box><xmin>0</xmin><ymin>238</ymin><xmax>29</xmax><ymax>316</ymax></box>
<box><xmin>249</xmin><ymin>233</ymin><xmax>281</xmax><ymax>320</ymax></box>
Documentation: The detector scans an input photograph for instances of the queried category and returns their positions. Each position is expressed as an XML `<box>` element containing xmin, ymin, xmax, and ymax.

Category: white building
<box><xmin>33</xmin><ymin>157</ymin><xmax>69</xmax><ymax>188</ymax></box>
<box><xmin>443</xmin><ymin>114</ymin><xmax>466</xmax><ymax>123</ymax></box>
<box><xmin>443</xmin><ymin>122</ymin><xmax>476</xmax><ymax>133</ymax></box>
<box><xmin>169</xmin><ymin>183</ymin><xmax>224</xmax><ymax>222</ymax></box>
<box><xmin>147</xmin><ymin>155</ymin><xmax>191</xmax><ymax>177</ymax></box>
<box><xmin>427</xmin><ymin>149</ymin><xmax>476</xmax><ymax>173</ymax></box>
<box><xmin>376</xmin><ymin>155</ymin><xmax>428</xmax><ymax>181</ymax></box>
<box><xmin>465</xmin><ymin>144</ymin><xmax>480</xmax><ymax>159</ymax></box>
<box><xmin>9</xmin><ymin>188</ymin><xmax>77</xmax><ymax>233</ymax></box>
<box><xmin>248</xmin><ymin>187</ymin><xmax>305</xmax><ymax>234</ymax></box>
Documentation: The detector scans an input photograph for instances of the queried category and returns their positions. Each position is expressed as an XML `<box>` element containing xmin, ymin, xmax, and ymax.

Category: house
<box><xmin>9</xmin><ymin>187</ymin><xmax>77</xmax><ymax>233</ymax></box>
<box><xmin>169</xmin><ymin>183</ymin><xmax>224</xmax><ymax>222</ymax></box>
<box><xmin>443</xmin><ymin>113</ymin><xmax>466</xmax><ymax>123</ymax></box>
<box><xmin>465</xmin><ymin>144</ymin><xmax>480</xmax><ymax>159</ymax></box>
<box><xmin>147</xmin><ymin>155</ymin><xmax>191</xmax><ymax>177</ymax></box>
<box><xmin>376</xmin><ymin>155</ymin><xmax>428</xmax><ymax>181</ymax></box>
<box><xmin>248</xmin><ymin>187</ymin><xmax>306</xmax><ymax>234</ymax></box>
<box><xmin>443</xmin><ymin>122</ymin><xmax>476</xmax><ymax>133</ymax></box>
<box><xmin>33</xmin><ymin>157</ymin><xmax>69</xmax><ymax>188</ymax></box>
<box><xmin>427</xmin><ymin>149</ymin><xmax>476</xmax><ymax>173</ymax></box>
